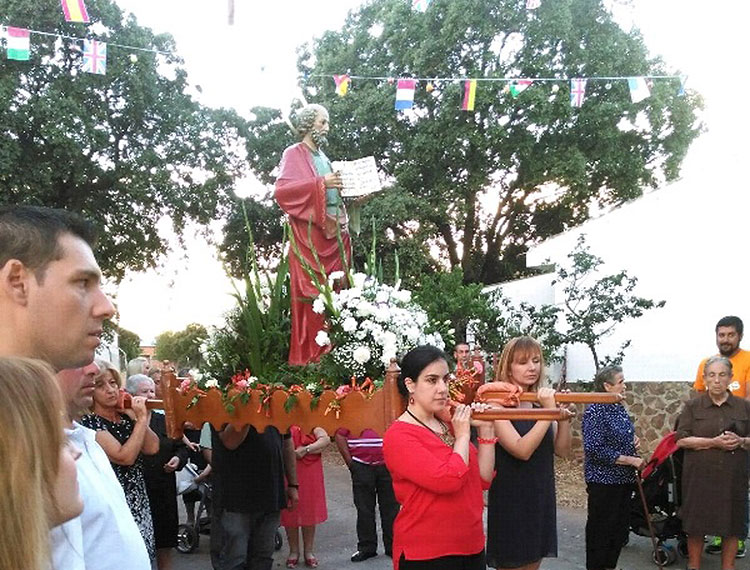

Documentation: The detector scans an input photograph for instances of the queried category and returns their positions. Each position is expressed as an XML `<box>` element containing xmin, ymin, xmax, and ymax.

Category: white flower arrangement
<box><xmin>314</xmin><ymin>272</ymin><xmax>444</xmax><ymax>378</ymax></box>
<box><xmin>315</xmin><ymin>330</ymin><xmax>331</xmax><ymax>346</ymax></box>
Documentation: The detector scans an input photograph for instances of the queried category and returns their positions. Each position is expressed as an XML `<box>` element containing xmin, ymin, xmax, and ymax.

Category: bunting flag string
<box><xmin>317</xmin><ymin>71</ymin><xmax>685</xmax><ymax>111</ymax></box>
<box><xmin>1</xmin><ymin>24</ymin><xmax>173</xmax><ymax>60</ymax></box>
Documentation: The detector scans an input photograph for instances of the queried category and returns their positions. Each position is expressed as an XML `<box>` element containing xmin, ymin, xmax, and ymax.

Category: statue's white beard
<box><xmin>311</xmin><ymin>129</ymin><xmax>328</xmax><ymax>148</ymax></box>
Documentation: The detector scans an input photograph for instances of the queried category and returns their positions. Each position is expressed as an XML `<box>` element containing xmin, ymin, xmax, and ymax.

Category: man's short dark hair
<box><xmin>0</xmin><ymin>205</ymin><xmax>97</xmax><ymax>281</ymax></box>
<box><xmin>716</xmin><ymin>316</ymin><xmax>744</xmax><ymax>336</ymax></box>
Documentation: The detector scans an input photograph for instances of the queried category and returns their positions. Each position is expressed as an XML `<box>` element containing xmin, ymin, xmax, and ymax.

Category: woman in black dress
<box><xmin>129</xmin><ymin>373</ymin><xmax>189</xmax><ymax>570</ymax></box>
<box><xmin>81</xmin><ymin>360</ymin><xmax>160</xmax><ymax>560</ymax></box>
<box><xmin>486</xmin><ymin>336</ymin><xmax>572</xmax><ymax>570</ymax></box>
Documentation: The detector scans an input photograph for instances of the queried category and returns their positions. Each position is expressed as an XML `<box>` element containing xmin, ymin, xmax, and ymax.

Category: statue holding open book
<box><xmin>275</xmin><ymin>104</ymin><xmax>382</xmax><ymax>365</ymax></box>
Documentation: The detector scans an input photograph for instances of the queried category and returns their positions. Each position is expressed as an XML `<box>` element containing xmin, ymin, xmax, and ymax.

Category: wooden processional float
<box><xmin>120</xmin><ymin>361</ymin><xmax>622</xmax><ymax>439</ymax></box>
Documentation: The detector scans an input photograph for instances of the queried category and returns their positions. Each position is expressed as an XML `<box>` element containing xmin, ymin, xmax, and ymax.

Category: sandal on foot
<box><xmin>286</xmin><ymin>555</ymin><xmax>299</xmax><ymax>568</ymax></box>
<box><xmin>304</xmin><ymin>554</ymin><xmax>319</xmax><ymax>568</ymax></box>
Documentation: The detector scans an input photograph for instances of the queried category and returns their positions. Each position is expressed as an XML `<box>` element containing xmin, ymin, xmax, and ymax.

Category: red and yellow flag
<box><xmin>461</xmin><ymin>79</ymin><xmax>477</xmax><ymax>111</ymax></box>
<box><xmin>333</xmin><ymin>74</ymin><xmax>350</xmax><ymax>97</ymax></box>
<box><xmin>61</xmin><ymin>0</ymin><xmax>90</xmax><ymax>23</ymax></box>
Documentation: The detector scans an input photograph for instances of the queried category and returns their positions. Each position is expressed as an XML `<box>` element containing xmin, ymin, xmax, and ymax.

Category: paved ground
<box><xmin>173</xmin><ymin>462</ymin><xmax>746</xmax><ymax>570</ymax></box>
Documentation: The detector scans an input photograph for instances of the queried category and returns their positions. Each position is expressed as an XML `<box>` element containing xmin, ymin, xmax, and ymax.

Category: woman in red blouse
<box><xmin>383</xmin><ymin>345</ymin><xmax>496</xmax><ymax>570</ymax></box>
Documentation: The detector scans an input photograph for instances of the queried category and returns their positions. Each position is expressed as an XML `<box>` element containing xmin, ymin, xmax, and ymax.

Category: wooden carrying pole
<box><xmin>516</xmin><ymin>392</ymin><xmax>620</xmax><ymax>404</ymax></box>
<box><xmin>470</xmin><ymin>407</ymin><xmax>574</xmax><ymax>421</ymax></box>
<box><xmin>156</xmin><ymin>365</ymin><xmax>583</xmax><ymax>438</ymax></box>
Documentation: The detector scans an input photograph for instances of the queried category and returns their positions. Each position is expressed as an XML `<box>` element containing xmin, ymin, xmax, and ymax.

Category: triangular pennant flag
<box><xmin>627</xmin><ymin>77</ymin><xmax>650</xmax><ymax>103</ymax></box>
<box><xmin>333</xmin><ymin>74</ymin><xmax>350</xmax><ymax>97</ymax></box>
<box><xmin>570</xmin><ymin>78</ymin><xmax>587</xmax><ymax>108</ymax></box>
<box><xmin>61</xmin><ymin>0</ymin><xmax>90</xmax><ymax>23</ymax></box>
<box><xmin>411</xmin><ymin>0</ymin><xmax>433</xmax><ymax>12</ymax></box>
<box><xmin>508</xmin><ymin>79</ymin><xmax>534</xmax><ymax>97</ymax></box>
<box><xmin>82</xmin><ymin>39</ymin><xmax>107</xmax><ymax>75</ymax></box>
<box><xmin>461</xmin><ymin>79</ymin><xmax>477</xmax><ymax>111</ymax></box>
<box><xmin>526</xmin><ymin>0</ymin><xmax>541</xmax><ymax>9</ymax></box>
<box><xmin>395</xmin><ymin>79</ymin><xmax>416</xmax><ymax>110</ymax></box>
<box><xmin>6</xmin><ymin>27</ymin><xmax>30</xmax><ymax>61</ymax></box>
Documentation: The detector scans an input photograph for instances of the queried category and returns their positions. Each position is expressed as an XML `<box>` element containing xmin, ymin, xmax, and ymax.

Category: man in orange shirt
<box><xmin>693</xmin><ymin>315</ymin><xmax>750</xmax><ymax>558</ymax></box>
<box><xmin>454</xmin><ymin>342</ymin><xmax>485</xmax><ymax>382</ymax></box>
<box><xmin>693</xmin><ymin>316</ymin><xmax>750</xmax><ymax>398</ymax></box>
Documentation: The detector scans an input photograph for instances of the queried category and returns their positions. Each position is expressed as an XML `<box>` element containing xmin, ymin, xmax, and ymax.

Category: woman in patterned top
<box><xmin>80</xmin><ymin>359</ymin><xmax>160</xmax><ymax>559</ymax></box>
<box><xmin>582</xmin><ymin>365</ymin><xmax>644</xmax><ymax>570</ymax></box>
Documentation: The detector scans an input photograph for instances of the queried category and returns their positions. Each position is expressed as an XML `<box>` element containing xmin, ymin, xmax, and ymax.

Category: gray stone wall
<box><xmin>567</xmin><ymin>381</ymin><xmax>693</xmax><ymax>459</ymax></box>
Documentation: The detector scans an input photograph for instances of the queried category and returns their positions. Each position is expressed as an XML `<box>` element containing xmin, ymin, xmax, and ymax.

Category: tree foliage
<box><xmin>234</xmin><ymin>0</ymin><xmax>701</xmax><ymax>285</ymax></box>
<box><xmin>554</xmin><ymin>234</ymin><xmax>665</xmax><ymax>370</ymax></box>
<box><xmin>0</xmin><ymin>0</ymin><xmax>248</xmax><ymax>280</ymax></box>
<box><xmin>154</xmin><ymin>323</ymin><xmax>209</xmax><ymax>369</ymax></box>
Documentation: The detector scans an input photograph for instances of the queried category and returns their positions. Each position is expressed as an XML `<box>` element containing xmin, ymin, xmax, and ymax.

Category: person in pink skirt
<box><xmin>282</xmin><ymin>426</ymin><xmax>330</xmax><ymax>568</ymax></box>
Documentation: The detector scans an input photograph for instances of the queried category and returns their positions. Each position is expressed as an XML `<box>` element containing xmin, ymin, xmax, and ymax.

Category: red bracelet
<box><xmin>477</xmin><ymin>437</ymin><xmax>498</xmax><ymax>445</ymax></box>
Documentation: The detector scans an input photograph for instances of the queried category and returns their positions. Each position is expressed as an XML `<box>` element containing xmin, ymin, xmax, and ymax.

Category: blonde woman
<box><xmin>81</xmin><ymin>359</ymin><xmax>159</xmax><ymax>559</ymax></box>
<box><xmin>486</xmin><ymin>336</ymin><xmax>572</xmax><ymax>570</ymax></box>
<box><xmin>0</xmin><ymin>357</ymin><xmax>83</xmax><ymax>570</ymax></box>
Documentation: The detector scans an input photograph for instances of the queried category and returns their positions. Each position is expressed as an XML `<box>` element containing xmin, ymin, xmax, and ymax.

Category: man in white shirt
<box><xmin>56</xmin><ymin>364</ymin><xmax>151</xmax><ymax>570</ymax></box>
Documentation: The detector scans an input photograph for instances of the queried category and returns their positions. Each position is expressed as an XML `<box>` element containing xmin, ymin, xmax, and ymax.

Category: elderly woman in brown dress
<box><xmin>676</xmin><ymin>355</ymin><xmax>750</xmax><ymax>570</ymax></box>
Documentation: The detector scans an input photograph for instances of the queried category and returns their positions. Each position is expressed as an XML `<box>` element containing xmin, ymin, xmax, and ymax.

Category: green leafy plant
<box><xmin>203</xmin><ymin>204</ymin><xmax>291</xmax><ymax>383</ymax></box>
<box><xmin>554</xmin><ymin>234</ymin><xmax>666</xmax><ymax>370</ymax></box>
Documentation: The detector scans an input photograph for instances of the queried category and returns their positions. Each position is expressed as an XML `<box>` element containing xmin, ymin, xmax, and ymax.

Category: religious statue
<box><xmin>274</xmin><ymin>104</ymin><xmax>352</xmax><ymax>365</ymax></box>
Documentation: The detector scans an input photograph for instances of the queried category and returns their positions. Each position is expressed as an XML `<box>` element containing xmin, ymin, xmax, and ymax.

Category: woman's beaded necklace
<box><xmin>405</xmin><ymin>408</ymin><xmax>455</xmax><ymax>447</ymax></box>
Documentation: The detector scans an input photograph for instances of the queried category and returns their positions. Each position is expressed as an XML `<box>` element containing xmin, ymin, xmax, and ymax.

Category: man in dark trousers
<box><xmin>335</xmin><ymin>428</ymin><xmax>399</xmax><ymax>562</ymax></box>
<box><xmin>210</xmin><ymin>424</ymin><xmax>299</xmax><ymax>570</ymax></box>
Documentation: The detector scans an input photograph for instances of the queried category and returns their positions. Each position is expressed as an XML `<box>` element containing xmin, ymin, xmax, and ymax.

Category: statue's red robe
<box><xmin>274</xmin><ymin>142</ymin><xmax>351</xmax><ymax>365</ymax></box>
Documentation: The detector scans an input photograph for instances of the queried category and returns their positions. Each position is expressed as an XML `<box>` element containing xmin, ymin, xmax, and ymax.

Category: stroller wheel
<box><xmin>177</xmin><ymin>523</ymin><xmax>199</xmax><ymax>554</ymax></box>
<box><xmin>274</xmin><ymin>528</ymin><xmax>283</xmax><ymax>551</ymax></box>
<box><xmin>652</xmin><ymin>544</ymin><xmax>676</xmax><ymax>566</ymax></box>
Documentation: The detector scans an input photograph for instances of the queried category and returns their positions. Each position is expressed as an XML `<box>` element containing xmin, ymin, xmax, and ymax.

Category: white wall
<box><xmin>518</xmin><ymin>163</ymin><xmax>750</xmax><ymax>382</ymax></box>
<box><xmin>483</xmin><ymin>272</ymin><xmax>556</xmax><ymax>306</ymax></box>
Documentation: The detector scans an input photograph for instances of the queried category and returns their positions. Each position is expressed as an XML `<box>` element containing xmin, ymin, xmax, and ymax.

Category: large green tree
<box><xmin>154</xmin><ymin>323</ymin><xmax>209</xmax><ymax>369</ymax></box>
<box><xmin>116</xmin><ymin>325</ymin><xmax>141</xmax><ymax>362</ymax></box>
<box><xmin>233</xmin><ymin>0</ymin><xmax>701</xmax><ymax>284</ymax></box>
<box><xmin>0</xmin><ymin>0</ymin><xmax>248</xmax><ymax>280</ymax></box>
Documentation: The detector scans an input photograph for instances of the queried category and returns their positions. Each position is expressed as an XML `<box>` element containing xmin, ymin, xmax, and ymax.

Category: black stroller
<box><xmin>630</xmin><ymin>431</ymin><xmax>688</xmax><ymax>566</ymax></box>
<box><xmin>176</xmin><ymin>464</ymin><xmax>213</xmax><ymax>554</ymax></box>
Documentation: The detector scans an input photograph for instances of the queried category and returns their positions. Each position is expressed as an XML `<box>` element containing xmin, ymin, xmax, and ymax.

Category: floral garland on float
<box><xmin>176</xmin><ymin>270</ymin><xmax>447</xmax><ymax>419</ymax></box>
<box><xmin>170</xmin><ymin>222</ymin><xmax>450</xmax><ymax>431</ymax></box>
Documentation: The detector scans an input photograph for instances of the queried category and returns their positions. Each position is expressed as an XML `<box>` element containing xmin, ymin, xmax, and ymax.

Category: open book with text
<box><xmin>331</xmin><ymin>156</ymin><xmax>382</xmax><ymax>198</ymax></box>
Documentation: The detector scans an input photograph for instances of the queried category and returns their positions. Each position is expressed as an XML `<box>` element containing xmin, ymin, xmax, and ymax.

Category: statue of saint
<box><xmin>274</xmin><ymin>104</ymin><xmax>351</xmax><ymax>365</ymax></box>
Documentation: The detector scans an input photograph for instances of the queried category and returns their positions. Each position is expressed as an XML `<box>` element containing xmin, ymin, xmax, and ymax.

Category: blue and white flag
<box><xmin>627</xmin><ymin>77</ymin><xmax>650</xmax><ymax>103</ymax></box>
<box><xmin>395</xmin><ymin>79</ymin><xmax>416</xmax><ymax>110</ymax></box>
<box><xmin>412</xmin><ymin>0</ymin><xmax>432</xmax><ymax>12</ymax></box>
